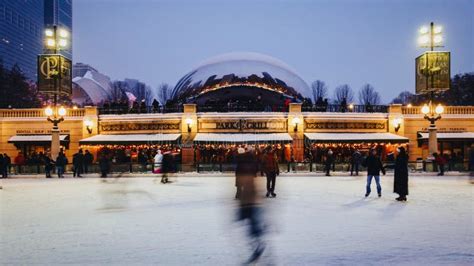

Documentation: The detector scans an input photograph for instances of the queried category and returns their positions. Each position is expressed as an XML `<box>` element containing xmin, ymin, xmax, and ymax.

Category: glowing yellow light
<box><xmin>419</xmin><ymin>26</ymin><xmax>429</xmax><ymax>34</ymax></box>
<box><xmin>433</xmin><ymin>35</ymin><xmax>443</xmax><ymax>44</ymax></box>
<box><xmin>421</xmin><ymin>104</ymin><xmax>430</xmax><ymax>115</ymax></box>
<box><xmin>44</xmin><ymin>106</ymin><xmax>53</xmax><ymax>116</ymax></box>
<box><xmin>349</xmin><ymin>104</ymin><xmax>354</xmax><ymax>109</ymax></box>
<box><xmin>58</xmin><ymin>29</ymin><xmax>69</xmax><ymax>38</ymax></box>
<box><xmin>73</xmin><ymin>105</ymin><xmax>78</xmax><ymax>110</ymax></box>
<box><xmin>45</xmin><ymin>29</ymin><xmax>54</xmax><ymax>37</ymax></box>
<box><xmin>58</xmin><ymin>106</ymin><xmax>67</xmax><ymax>116</ymax></box>
<box><xmin>46</xmin><ymin>38</ymin><xmax>56</xmax><ymax>47</ymax></box>
<box><xmin>58</xmin><ymin>39</ymin><xmax>67</xmax><ymax>47</ymax></box>
<box><xmin>392</xmin><ymin>117</ymin><xmax>402</xmax><ymax>127</ymax></box>
<box><xmin>418</xmin><ymin>35</ymin><xmax>430</xmax><ymax>45</ymax></box>
<box><xmin>292</xmin><ymin>117</ymin><xmax>301</xmax><ymax>126</ymax></box>
<box><xmin>407</xmin><ymin>103</ymin><xmax>412</xmax><ymax>108</ymax></box>
<box><xmin>433</xmin><ymin>26</ymin><xmax>442</xmax><ymax>34</ymax></box>
<box><xmin>185</xmin><ymin>118</ymin><xmax>193</xmax><ymax>125</ymax></box>
<box><xmin>84</xmin><ymin>119</ymin><xmax>94</xmax><ymax>127</ymax></box>
<box><xmin>435</xmin><ymin>104</ymin><xmax>444</xmax><ymax>115</ymax></box>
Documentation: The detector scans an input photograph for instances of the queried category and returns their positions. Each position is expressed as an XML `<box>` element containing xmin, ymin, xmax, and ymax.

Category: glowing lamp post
<box><xmin>421</xmin><ymin>103</ymin><xmax>444</xmax><ymax>158</ymax></box>
<box><xmin>45</xmin><ymin>105</ymin><xmax>67</xmax><ymax>159</ymax></box>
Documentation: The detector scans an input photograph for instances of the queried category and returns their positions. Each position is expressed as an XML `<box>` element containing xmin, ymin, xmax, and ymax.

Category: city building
<box><xmin>0</xmin><ymin>0</ymin><xmax>44</xmax><ymax>80</ymax></box>
<box><xmin>72</xmin><ymin>63</ymin><xmax>113</xmax><ymax>106</ymax></box>
<box><xmin>0</xmin><ymin>53</ymin><xmax>472</xmax><ymax>171</ymax></box>
<box><xmin>0</xmin><ymin>0</ymin><xmax>72</xmax><ymax>81</ymax></box>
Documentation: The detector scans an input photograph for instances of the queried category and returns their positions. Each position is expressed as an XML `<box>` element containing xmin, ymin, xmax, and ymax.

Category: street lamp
<box><xmin>421</xmin><ymin>102</ymin><xmax>444</xmax><ymax>158</ymax></box>
<box><xmin>292</xmin><ymin>117</ymin><xmax>301</xmax><ymax>132</ymax></box>
<box><xmin>45</xmin><ymin>105</ymin><xmax>67</xmax><ymax>159</ymax></box>
<box><xmin>43</xmin><ymin>26</ymin><xmax>69</xmax><ymax>159</ymax></box>
<box><xmin>185</xmin><ymin>118</ymin><xmax>193</xmax><ymax>133</ymax></box>
<box><xmin>392</xmin><ymin>117</ymin><xmax>402</xmax><ymax>133</ymax></box>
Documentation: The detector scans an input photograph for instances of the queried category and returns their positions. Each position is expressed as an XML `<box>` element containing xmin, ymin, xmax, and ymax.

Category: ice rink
<box><xmin>1</xmin><ymin>174</ymin><xmax>473</xmax><ymax>265</ymax></box>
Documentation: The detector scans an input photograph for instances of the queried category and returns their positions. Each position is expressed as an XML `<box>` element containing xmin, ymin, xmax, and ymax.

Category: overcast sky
<box><xmin>73</xmin><ymin>0</ymin><xmax>473</xmax><ymax>103</ymax></box>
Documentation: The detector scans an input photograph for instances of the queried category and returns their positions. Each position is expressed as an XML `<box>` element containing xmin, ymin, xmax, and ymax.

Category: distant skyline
<box><xmin>73</xmin><ymin>0</ymin><xmax>473</xmax><ymax>103</ymax></box>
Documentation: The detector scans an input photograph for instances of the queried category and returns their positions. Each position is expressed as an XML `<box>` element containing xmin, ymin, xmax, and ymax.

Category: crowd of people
<box><xmin>195</xmin><ymin>144</ymin><xmax>294</xmax><ymax>165</ymax></box>
<box><xmin>100</xmin><ymin>99</ymin><xmax>178</xmax><ymax>115</ymax></box>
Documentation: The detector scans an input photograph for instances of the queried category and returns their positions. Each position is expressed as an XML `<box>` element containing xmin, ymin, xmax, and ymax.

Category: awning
<box><xmin>79</xmin><ymin>134</ymin><xmax>181</xmax><ymax>145</ymax></box>
<box><xmin>8</xmin><ymin>135</ymin><xmax>70</xmax><ymax>144</ymax></box>
<box><xmin>193</xmin><ymin>133</ymin><xmax>293</xmax><ymax>143</ymax></box>
<box><xmin>304</xmin><ymin>133</ymin><xmax>408</xmax><ymax>143</ymax></box>
<box><xmin>417</xmin><ymin>132</ymin><xmax>474</xmax><ymax>141</ymax></box>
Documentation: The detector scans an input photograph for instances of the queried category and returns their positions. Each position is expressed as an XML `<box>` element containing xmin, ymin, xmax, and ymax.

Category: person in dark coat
<box><xmin>98</xmin><ymin>154</ymin><xmax>110</xmax><ymax>178</ymax></box>
<box><xmin>363</xmin><ymin>148</ymin><xmax>386</xmax><ymax>197</ymax></box>
<box><xmin>350</xmin><ymin>149</ymin><xmax>361</xmax><ymax>176</ymax></box>
<box><xmin>84</xmin><ymin>150</ymin><xmax>94</xmax><ymax>174</ymax></box>
<box><xmin>72</xmin><ymin>149</ymin><xmax>84</xmax><ymax>177</ymax></box>
<box><xmin>262</xmin><ymin>148</ymin><xmax>279</xmax><ymax>198</ymax></box>
<box><xmin>44</xmin><ymin>153</ymin><xmax>54</xmax><ymax>178</ymax></box>
<box><xmin>394</xmin><ymin>147</ymin><xmax>409</xmax><ymax>201</ymax></box>
<box><xmin>161</xmin><ymin>151</ymin><xmax>174</xmax><ymax>184</ymax></box>
<box><xmin>325</xmin><ymin>149</ymin><xmax>334</xmax><ymax>176</ymax></box>
<box><xmin>0</xmin><ymin>154</ymin><xmax>5</xmax><ymax>178</ymax></box>
<box><xmin>55</xmin><ymin>152</ymin><xmax>68</xmax><ymax>178</ymax></box>
<box><xmin>3</xmin><ymin>153</ymin><xmax>11</xmax><ymax>177</ymax></box>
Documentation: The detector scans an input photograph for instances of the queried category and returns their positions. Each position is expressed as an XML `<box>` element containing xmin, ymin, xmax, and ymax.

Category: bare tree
<box><xmin>111</xmin><ymin>81</ymin><xmax>127</xmax><ymax>102</ymax></box>
<box><xmin>157</xmin><ymin>83</ymin><xmax>172</xmax><ymax>105</ymax></box>
<box><xmin>391</xmin><ymin>91</ymin><xmax>414</xmax><ymax>104</ymax></box>
<box><xmin>311</xmin><ymin>80</ymin><xmax>327</xmax><ymax>102</ymax></box>
<box><xmin>358</xmin><ymin>84</ymin><xmax>381</xmax><ymax>105</ymax></box>
<box><xmin>333</xmin><ymin>84</ymin><xmax>354</xmax><ymax>104</ymax></box>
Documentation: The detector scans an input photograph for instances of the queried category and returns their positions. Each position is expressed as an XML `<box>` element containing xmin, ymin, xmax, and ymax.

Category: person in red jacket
<box><xmin>434</xmin><ymin>152</ymin><xmax>446</xmax><ymax>176</ymax></box>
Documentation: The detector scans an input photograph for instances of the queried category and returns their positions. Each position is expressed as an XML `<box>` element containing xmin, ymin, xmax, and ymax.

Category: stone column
<box><xmin>51</xmin><ymin>126</ymin><xmax>60</xmax><ymax>160</ymax></box>
<box><xmin>181</xmin><ymin>104</ymin><xmax>197</xmax><ymax>170</ymax></box>
<box><xmin>428</xmin><ymin>124</ymin><xmax>438</xmax><ymax>157</ymax></box>
<box><xmin>288</xmin><ymin>103</ymin><xmax>304</xmax><ymax>162</ymax></box>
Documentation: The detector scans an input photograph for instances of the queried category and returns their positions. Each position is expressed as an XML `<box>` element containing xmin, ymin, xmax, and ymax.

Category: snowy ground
<box><xmin>1</xmin><ymin>174</ymin><xmax>473</xmax><ymax>265</ymax></box>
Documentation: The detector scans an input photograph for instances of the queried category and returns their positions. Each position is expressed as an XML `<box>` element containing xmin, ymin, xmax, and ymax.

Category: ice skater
<box><xmin>262</xmin><ymin>147</ymin><xmax>279</xmax><ymax>198</ymax></box>
<box><xmin>394</xmin><ymin>147</ymin><xmax>409</xmax><ymax>201</ymax></box>
<box><xmin>363</xmin><ymin>148</ymin><xmax>385</xmax><ymax>197</ymax></box>
<box><xmin>235</xmin><ymin>146</ymin><xmax>266</xmax><ymax>264</ymax></box>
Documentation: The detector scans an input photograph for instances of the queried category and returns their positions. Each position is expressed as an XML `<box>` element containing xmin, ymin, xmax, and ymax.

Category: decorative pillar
<box><xmin>181</xmin><ymin>104</ymin><xmax>197</xmax><ymax>169</ymax></box>
<box><xmin>51</xmin><ymin>126</ymin><xmax>60</xmax><ymax>160</ymax></box>
<box><xmin>288</xmin><ymin>103</ymin><xmax>304</xmax><ymax>162</ymax></box>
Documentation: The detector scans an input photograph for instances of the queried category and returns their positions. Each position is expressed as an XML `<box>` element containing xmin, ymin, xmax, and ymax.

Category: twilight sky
<box><xmin>73</xmin><ymin>0</ymin><xmax>473</xmax><ymax>103</ymax></box>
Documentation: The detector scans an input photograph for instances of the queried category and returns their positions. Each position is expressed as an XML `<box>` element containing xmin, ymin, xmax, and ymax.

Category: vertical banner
<box><xmin>415</xmin><ymin>51</ymin><xmax>450</xmax><ymax>94</ymax></box>
<box><xmin>38</xmin><ymin>54</ymin><xmax>72</xmax><ymax>96</ymax></box>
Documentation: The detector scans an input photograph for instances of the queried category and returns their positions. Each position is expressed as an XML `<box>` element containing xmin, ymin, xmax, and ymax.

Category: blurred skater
<box><xmin>161</xmin><ymin>151</ymin><xmax>173</xmax><ymax>184</ymax></box>
<box><xmin>235</xmin><ymin>146</ymin><xmax>266</xmax><ymax>264</ymax></box>
<box><xmin>99</xmin><ymin>153</ymin><xmax>110</xmax><ymax>178</ymax></box>
<box><xmin>325</xmin><ymin>149</ymin><xmax>334</xmax><ymax>176</ymax></box>
<box><xmin>55</xmin><ymin>152</ymin><xmax>68</xmax><ymax>178</ymax></box>
<box><xmin>434</xmin><ymin>152</ymin><xmax>446</xmax><ymax>176</ymax></box>
<box><xmin>44</xmin><ymin>152</ymin><xmax>54</xmax><ymax>178</ymax></box>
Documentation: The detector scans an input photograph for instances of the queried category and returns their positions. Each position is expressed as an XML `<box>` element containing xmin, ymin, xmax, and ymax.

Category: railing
<box><xmin>196</xmin><ymin>104</ymin><xmax>287</xmax><ymax>113</ymax></box>
<box><xmin>2</xmin><ymin>160</ymin><xmax>471</xmax><ymax>176</ymax></box>
<box><xmin>0</xmin><ymin>108</ymin><xmax>85</xmax><ymax>118</ymax></box>
<box><xmin>402</xmin><ymin>106</ymin><xmax>474</xmax><ymax>115</ymax></box>
<box><xmin>98</xmin><ymin>106</ymin><xmax>183</xmax><ymax>115</ymax></box>
<box><xmin>302</xmin><ymin>104</ymin><xmax>389</xmax><ymax>113</ymax></box>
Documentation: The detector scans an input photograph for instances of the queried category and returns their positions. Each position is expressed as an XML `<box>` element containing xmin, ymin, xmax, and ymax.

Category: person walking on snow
<box><xmin>262</xmin><ymin>148</ymin><xmax>279</xmax><ymax>198</ymax></box>
<box><xmin>363</xmin><ymin>148</ymin><xmax>385</xmax><ymax>197</ymax></box>
<box><xmin>394</xmin><ymin>147</ymin><xmax>409</xmax><ymax>201</ymax></box>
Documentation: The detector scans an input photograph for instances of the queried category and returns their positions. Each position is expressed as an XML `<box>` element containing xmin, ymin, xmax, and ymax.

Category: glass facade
<box><xmin>0</xmin><ymin>0</ymin><xmax>44</xmax><ymax>81</ymax></box>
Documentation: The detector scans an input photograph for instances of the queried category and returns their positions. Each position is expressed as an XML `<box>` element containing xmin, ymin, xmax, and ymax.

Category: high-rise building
<box><xmin>0</xmin><ymin>0</ymin><xmax>72</xmax><ymax>82</ymax></box>
<box><xmin>44</xmin><ymin>0</ymin><xmax>72</xmax><ymax>59</ymax></box>
<box><xmin>0</xmin><ymin>0</ymin><xmax>44</xmax><ymax>81</ymax></box>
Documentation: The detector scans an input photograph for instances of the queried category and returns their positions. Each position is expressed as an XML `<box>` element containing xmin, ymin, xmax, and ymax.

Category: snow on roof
<box><xmin>80</xmin><ymin>134</ymin><xmax>181</xmax><ymax>144</ymax></box>
<box><xmin>304</xmin><ymin>133</ymin><xmax>408</xmax><ymax>143</ymax></box>
<box><xmin>193</xmin><ymin>133</ymin><xmax>292</xmax><ymax>143</ymax></box>
<box><xmin>8</xmin><ymin>135</ymin><xmax>69</xmax><ymax>142</ymax></box>
<box><xmin>417</xmin><ymin>132</ymin><xmax>474</xmax><ymax>140</ymax></box>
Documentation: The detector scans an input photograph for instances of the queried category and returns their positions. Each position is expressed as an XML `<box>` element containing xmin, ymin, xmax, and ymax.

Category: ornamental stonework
<box><xmin>305</xmin><ymin>121</ymin><xmax>386</xmax><ymax>130</ymax></box>
<box><xmin>100</xmin><ymin>122</ymin><xmax>180</xmax><ymax>132</ymax></box>
<box><xmin>201</xmin><ymin>119</ymin><xmax>287</xmax><ymax>131</ymax></box>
